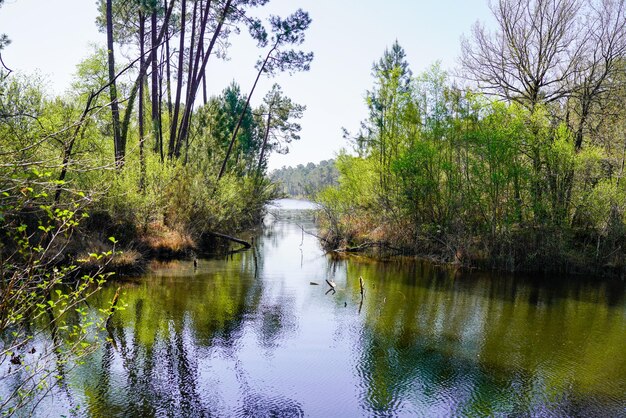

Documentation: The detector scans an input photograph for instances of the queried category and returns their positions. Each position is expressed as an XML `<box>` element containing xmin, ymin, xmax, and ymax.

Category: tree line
<box><xmin>318</xmin><ymin>0</ymin><xmax>626</xmax><ymax>274</ymax></box>
<box><xmin>271</xmin><ymin>159</ymin><xmax>338</xmax><ymax>197</ymax></box>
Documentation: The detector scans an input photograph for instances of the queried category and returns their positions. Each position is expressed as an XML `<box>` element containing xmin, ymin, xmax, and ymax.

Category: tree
<box><xmin>568</xmin><ymin>0</ymin><xmax>626</xmax><ymax>150</ymax></box>
<box><xmin>460</xmin><ymin>0</ymin><xmax>584</xmax><ymax>109</ymax></box>
<box><xmin>217</xmin><ymin>8</ymin><xmax>313</xmax><ymax>180</ymax></box>
<box><xmin>215</xmin><ymin>82</ymin><xmax>258</xmax><ymax>175</ymax></box>
<box><xmin>105</xmin><ymin>0</ymin><xmax>124</xmax><ymax>167</ymax></box>
<box><xmin>362</xmin><ymin>40</ymin><xmax>413</xmax><ymax>205</ymax></box>
<box><xmin>255</xmin><ymin>84</ymin><xmax>305</xmax><ymax>175</ymax></box>
<box><xmin>170</xmin><ymin>0</ymin><xmax>273</xmax><ymax>158</ymax></box>
<box><xmin>187</xmin><ymin>82</ymin><xmax>258</xmax><ymax>175</ymax></box>
<box><xmin>461</xmin><ymin>0</ymin><xmax>626</xmax><ymax>225</ymax></box>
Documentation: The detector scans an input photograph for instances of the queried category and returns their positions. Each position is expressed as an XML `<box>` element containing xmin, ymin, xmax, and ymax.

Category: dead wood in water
<box><xmin>333</xmin><ymin>241</ymin><xmax>401</xmax><ymax>254</ymax></box>
<box><xmin>359</xmin><ymin>276</ymin><xmax>365</xmax><ymax>298</ymax></box>
<box><xmin>207</xmin><ymin>232</ymin><xmax>252</xmax><ymax>250</ymax></box>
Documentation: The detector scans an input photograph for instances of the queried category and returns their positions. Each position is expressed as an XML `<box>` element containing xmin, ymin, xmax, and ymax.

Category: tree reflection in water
<box><xmin>21</xmin><ymin>200</ymin><xmax>626</xmax><ymax>417</ymax></box>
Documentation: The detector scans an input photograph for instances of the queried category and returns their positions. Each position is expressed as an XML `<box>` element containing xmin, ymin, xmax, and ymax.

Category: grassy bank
<box><xmin>317</xmin><ymin>211</ymin><xmax>625</xmax><ymax>277</ymax></box>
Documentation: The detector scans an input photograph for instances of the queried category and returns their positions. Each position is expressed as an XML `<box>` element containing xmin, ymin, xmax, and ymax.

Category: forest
<box><xmin>271</xmin><ymin>159</ymin><xmax>338</xmax><ymax>197</ymax></box>
<box><xmin>317</xmin><ymin>0</ymin><xmax>626</xmax><ymax>275</ymax></box>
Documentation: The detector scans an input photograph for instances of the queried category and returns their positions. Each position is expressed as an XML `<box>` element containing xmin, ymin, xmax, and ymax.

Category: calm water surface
<box><xmin>31</xmin><ymin>199</ymin><xmax>626</xmax><ymax>416</ymax></box>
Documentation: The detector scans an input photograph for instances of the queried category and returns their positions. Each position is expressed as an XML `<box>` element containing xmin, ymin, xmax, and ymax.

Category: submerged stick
<box><xmin>359</xmin><ymin>276</ymin><xmax>365</xmax><ymax>298</ymax></box>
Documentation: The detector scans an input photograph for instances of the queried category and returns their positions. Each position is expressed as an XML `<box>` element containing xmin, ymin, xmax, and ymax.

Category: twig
<box><xmin>0</xmin><ymin>53</ymin><xmax>12</xmax><ymax>76</ymax></box>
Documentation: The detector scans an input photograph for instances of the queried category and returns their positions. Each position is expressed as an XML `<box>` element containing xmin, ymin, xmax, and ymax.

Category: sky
<box><xmin>0</xmin><ymin>0</ymin><xmax>493</xmax><ymax>171</ymax></box>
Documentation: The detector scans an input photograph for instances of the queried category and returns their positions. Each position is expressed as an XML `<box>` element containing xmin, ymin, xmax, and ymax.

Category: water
<box><xmin>17</xmin><ymin>199</ymin><xmax>626</xmax><ymax>416</ymax></box>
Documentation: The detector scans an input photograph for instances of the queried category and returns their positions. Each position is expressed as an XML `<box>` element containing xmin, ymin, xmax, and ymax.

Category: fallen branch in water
<box><xmin>333</xmin><ymin>241</ymin><xmax>401</xmax><ymax>253</ymax></box>
<box><xmin>207</xmin><ymin>232</ymin><xmax>251</xmax><ymax>249</ymax></box>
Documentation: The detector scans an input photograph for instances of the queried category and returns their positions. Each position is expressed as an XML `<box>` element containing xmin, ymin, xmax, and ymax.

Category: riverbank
<box><xmin>73</xmin><ymin>213</ymin><xmax>264</xmax><ymax>278</ymax></box>
<box><xmin>317</xmin><ymin>214</ymin><xmax>626</xmax><ymax>279</ymax></box>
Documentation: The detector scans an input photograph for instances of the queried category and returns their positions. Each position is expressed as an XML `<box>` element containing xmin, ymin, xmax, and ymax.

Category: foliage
<box><xmin>0</xmin><ymin>0</ymin><xmax>311</xmax><ymax>411</ymax></box>
<box><xmin>318</xmin><ymin>43</ymin><xmax>626</xmax><ymax>274</ymax></box>
<box><xmin>0</xmin><ymin>167</ymin><xmax>115</xmax><ymax>416</ymax></box>
<box><xmin>271</xmin><ymin>159</ymin><xmax>339</xmax><ymax>197</ymax></box>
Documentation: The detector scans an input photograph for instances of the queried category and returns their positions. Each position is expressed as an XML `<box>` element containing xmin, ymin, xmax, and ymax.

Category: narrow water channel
<box><xmin>29</xmin><ymin>199</ymin><xmax>626</xmax><ymax>416</ymax></box>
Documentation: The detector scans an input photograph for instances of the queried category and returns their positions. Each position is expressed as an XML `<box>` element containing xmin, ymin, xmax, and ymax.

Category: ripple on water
<box><xmin>232</xmin><ymin>392</ymin><xmax>304</xmax><ymax>418</ymax></box>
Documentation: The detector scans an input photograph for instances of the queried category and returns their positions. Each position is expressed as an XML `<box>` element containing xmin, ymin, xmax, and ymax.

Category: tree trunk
<box><xmin>176</xmin><ymin>0</ymin><xmax>213</xmax><ymax>156</ymax></box>
<box><xmin>151</xmin><ymin>5</ymin><xmax>162</xmax><ymax>160</ymax></box>
<box><xmin>119</xmin><ymin>0</ymin><xmax>175</xmax><ymax>163</ymax></box>
<box><xmin>177</xmin><ymin>0</ymin><xmax>232</xmax><ymax>156</ymax></box>
<box><xmin>202</xmin><ymin>72</ymin><xmax>207</xmax><ymax>105</ymax></box>
<box><xmin>174</xmin><ymin>0</ymin><xmax>200</xmax><ymax>158</ymax></box>
<box><xmin>139</xmin><ymin>12</ymin><xmax>146</xmax><ymax>192</ymax></box>
<box><xmin>256</xmin><ymin>112</ymin><xmax>272</xmax><ymax>175</ymax></box>
<box><xmin>164</xmin><ymin>0</ymin><xmax>173</xmax><ymax>123</ymax></box>
<box><xmin>168</xmin><ymin>0</ymin><xmax>187</xmax><ymax>158</ymax></box>
<box><xmin>106</xmin><ymin>0</ymin><xmax>123</xmax><ymax>168</ymax></box>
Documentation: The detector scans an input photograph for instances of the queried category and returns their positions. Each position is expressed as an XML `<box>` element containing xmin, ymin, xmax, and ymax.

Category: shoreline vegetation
<box><xmin>1</xmin><ymin>2</ymin><xmax>313</xmax><ymax>413</ymax></box>
<box><xmin>315</xmin><ymin>42</ymin><xmax>626</xmax><ymax>278</ymax></box>
<box><xmin>312</xmin><ymin>0</ymin><xmax>626</xmax><ymax>279</ymax></box>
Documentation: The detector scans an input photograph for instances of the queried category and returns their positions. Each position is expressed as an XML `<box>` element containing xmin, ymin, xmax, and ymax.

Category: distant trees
<box><xmin>271</xmin><ymin>160</ymin><xmax>339</xmax><ymax>197</ymax></box>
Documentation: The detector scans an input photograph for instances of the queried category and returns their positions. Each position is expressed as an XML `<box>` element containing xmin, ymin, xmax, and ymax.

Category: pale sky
<box><xmin>0</xmin><ymin>0</ymin><xmax>492</xmax><ymax>170</ymax></box>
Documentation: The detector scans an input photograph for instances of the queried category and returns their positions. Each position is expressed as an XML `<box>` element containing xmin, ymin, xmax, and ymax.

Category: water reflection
<box><xmin>22</xmin><ymin>199</ymin><xmax>626</xmax><ymax>417</ymax></box>
<box><xmin>349</xmin><ymin>261</ymin><xmax>626</xmax><ymax>416</ymax></box>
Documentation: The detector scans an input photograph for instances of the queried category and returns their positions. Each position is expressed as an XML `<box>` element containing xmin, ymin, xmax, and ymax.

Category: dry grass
<box><xmin>77</xmin><ymin>246</ymin><xmax>143</xmax><ymax>270</ymax></box>
<box><xmin>140</xmin><ymin>221</ymin><xmax>196</xmax><ymax>252</ymax></box>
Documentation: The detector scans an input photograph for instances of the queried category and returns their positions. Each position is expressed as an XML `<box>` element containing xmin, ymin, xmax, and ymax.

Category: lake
<box><xmin>18</xmin><ymin>199</ymin><xmax>626</xmax><ymax>416</ymax></box>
